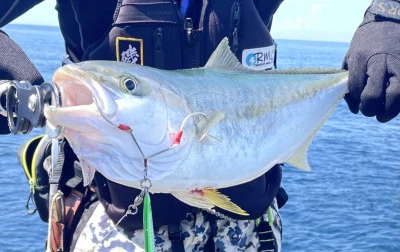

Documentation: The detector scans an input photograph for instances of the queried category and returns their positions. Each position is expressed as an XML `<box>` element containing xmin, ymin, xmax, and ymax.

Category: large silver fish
<box><xmin>44</xmin><ymin>38</ymin><xmax>348</xmax><ymax>215</ymax></box>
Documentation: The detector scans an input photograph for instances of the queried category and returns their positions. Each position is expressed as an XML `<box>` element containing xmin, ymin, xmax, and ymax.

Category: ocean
<box><xmin>0</xmin><ymin>24</ymin><xmax>399</xmax><ymax>251</ymax></box>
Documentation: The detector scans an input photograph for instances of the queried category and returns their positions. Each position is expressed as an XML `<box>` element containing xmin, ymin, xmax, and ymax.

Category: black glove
<box><xmin>0</xmin><ymin>0</ymin><xmax>44</xmax><ymax>27</ymax></box>
<box><xmin>0</xmin><ymin>30</ymin><xmax>44</xmax><ymax>134</ymax></box>
<box><xmin>342</xmin><ymin>2</ymin><xmax>400</xmax><ymax>123</ymax></box>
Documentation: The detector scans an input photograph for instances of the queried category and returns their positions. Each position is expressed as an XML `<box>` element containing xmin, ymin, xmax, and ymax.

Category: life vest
<box><xmin>83</xmin><ymin>0</ymin><xmax>280</xmax><ymax>70</ymax></box>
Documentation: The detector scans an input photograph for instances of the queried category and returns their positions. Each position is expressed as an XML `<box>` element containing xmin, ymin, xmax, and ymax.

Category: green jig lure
<box><xmin>143</xmin><ymin>191</ymin><xmax>155</xmax><ymax>252</ymax></box>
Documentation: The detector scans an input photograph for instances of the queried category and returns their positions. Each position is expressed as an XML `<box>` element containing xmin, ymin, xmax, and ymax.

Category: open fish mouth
<box><xmin>53</xmin><ymin>64</ymin><xmax>118</xmax><ymax>118</ymax></box>
<box><xmin>53</xmin><ymin>72</ymin><xmax>93</xmax><ymax>107</ymax></box>
<box><xmin>42</xmin><ymin>64</ymin><xmax>122</xmax><ymax>137</ymax></box>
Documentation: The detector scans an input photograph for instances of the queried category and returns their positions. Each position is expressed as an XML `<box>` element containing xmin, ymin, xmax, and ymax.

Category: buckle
<box><xmin>168</xmin><ymin>224</ymin><xmax>182</xmax><ymax>241</ymax></box>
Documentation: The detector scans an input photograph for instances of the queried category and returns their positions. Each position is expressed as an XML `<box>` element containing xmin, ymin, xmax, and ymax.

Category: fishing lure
<box><xmin>143</xmin><ymin>190</ymin><xmax>155</xmax><ymax>252</ymax></box>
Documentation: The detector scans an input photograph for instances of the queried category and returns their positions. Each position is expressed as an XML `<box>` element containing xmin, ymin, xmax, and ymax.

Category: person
<box><xmin>2</xmin><ymin>1</ymin><xmax>286</xmax><ymax>251</ymax></box>
<box><xmin>0</xmin><ymin>0</ymin><xmax>398</xmax><ymax>251</ymax></box>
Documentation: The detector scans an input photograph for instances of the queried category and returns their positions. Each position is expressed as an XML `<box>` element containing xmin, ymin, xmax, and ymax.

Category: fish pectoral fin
<box><xmin>195</xmin><ymin>111</ymin><xmax>224</xmax><ymax>143</ymax></box>
<box><xmin>172</xmin><ymin>189</ymin><xmax>248</xmax><ymax>216</ymax></box>
<box><xmin>199</xmin><ymin>134</ymin><xmax>222</xmax><ymax>144</ymax></box>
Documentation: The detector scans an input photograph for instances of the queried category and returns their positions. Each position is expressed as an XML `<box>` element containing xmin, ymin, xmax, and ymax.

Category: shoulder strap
<box><xmin>48</xmin><ymin>138</ymin><xmax>65</xmax><ymax>186</ymax></box>
<box><xmin>229</xmin><ymin>0</ymin><xmax>241</xmax><ymax>55</ymax></box>
<box><xmin>168</xmin><ymin>224</ymin><xmax>185</xmax><ymax>252</ymax></box>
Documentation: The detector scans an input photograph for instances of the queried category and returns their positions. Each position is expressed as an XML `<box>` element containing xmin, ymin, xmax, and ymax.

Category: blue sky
<box><xmin>10</xmin><ymin>0</ymin><xmax>371</xmax><ymax>42</ymax></box>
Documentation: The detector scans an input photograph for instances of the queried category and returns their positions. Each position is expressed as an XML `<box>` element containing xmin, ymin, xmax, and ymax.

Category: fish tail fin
<box><xmin>172</xmin><ymin>189</ymin><xmax>248</xmax><ymax>216</ymax></box>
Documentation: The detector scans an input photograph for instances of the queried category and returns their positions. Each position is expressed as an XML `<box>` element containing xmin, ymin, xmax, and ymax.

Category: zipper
<box><xmin>184</xmin><ymin>17</ymin><xmax>194</xmax><ymax>45</ymax></box>
<box><xmin>113</xmin><ymin>0</ymin><xmax>123</xmax><ymax>24</ymax></box>
<box><xmin>154</xmin><ymin>27</ymin><xmax>166</xmax><ymax>69</ymax></box>
<box><xmin>230</xmin><ymin>1</ymin><xmax>241</xmax><ymax>54</ymax></box>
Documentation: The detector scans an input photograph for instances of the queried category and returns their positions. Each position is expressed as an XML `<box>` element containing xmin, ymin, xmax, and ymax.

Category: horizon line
<box><xmin>5</xmin><ymin>22</ymin><xmax>351</xmax><ymax>44</ymax></box>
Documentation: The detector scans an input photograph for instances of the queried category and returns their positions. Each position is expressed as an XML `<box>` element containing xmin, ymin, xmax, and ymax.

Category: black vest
<box><xmin>58</xmin><ymin>0</ymin><xmax>283</xmax><ymax>231</ymax></box>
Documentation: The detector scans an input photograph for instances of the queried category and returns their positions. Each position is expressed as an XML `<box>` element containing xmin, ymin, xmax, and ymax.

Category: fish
<box><xmin>44</xmin><ymin>38</ymin><xmax>348</xmax><ymax>216</ymax></box>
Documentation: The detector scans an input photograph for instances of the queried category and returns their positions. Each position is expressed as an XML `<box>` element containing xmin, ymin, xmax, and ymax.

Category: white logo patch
<box><xmin>115</xmin><ymin>37</ymin><xmax>143</xmax><ymax>65</ymax></box>
<box><xmin>121</xmin><ymin>44</ymin><xmax>140</xmax><ymax>64</ymax></box>
<box><xmin>242</xmin><ymin>45</ymin><xmax>275</xmax><ymax>71</ymax></box>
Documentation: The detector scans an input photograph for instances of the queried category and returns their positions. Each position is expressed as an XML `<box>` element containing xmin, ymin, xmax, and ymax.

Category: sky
<box><xmin>10</xmin><ymin>0</ymin><xmax>372</xmax><ymax>43</ymax></box>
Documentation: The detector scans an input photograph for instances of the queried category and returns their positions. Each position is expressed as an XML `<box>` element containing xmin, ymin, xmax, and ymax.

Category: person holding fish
<box><xmin>0</xmin><ymin>0</ymin><xmax>399</xmax><ymax>251</ymax></box>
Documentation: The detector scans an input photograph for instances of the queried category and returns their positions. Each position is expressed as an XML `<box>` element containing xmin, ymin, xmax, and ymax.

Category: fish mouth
<box><xmin>53</xmin><ymin>64</ymin><xmax>118</xmax><ymax>117</ymax></box>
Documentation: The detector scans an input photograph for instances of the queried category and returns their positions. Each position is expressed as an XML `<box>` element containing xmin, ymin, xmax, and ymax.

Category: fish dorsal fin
<box><xmin>205</xmin><ymin>37</ymin><xmax>249</xmax><ymax>72</ymax></box>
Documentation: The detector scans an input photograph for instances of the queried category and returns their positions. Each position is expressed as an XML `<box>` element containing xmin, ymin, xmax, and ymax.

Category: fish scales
<box><xmin>160</xmin><ymin>69</ymin><xmax>347</xmax><ymax>185</ymax></box>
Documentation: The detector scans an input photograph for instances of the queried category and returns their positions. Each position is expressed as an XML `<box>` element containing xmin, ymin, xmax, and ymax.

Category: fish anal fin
<box><xmin>172</xmin><ymin>189</ymin><xmax>248</xmax><ymax>216</ymax></box>
<box><xmin>287</xmin><ymin>139</ymin><xmax>312</xmax><ymax>171</ymax></box>
<box><xmin>287</xmin><ymin>104</ymin><xmax>339</xmax><ymax>171</ymax></box>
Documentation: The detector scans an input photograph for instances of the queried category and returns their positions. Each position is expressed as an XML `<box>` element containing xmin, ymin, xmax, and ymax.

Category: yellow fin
<box><xmin>287</xmin><ymin>138</ymin><xmax>312</xmax><ymax>171</ymax></box>
<box><xmin>172</xmin><ymin>189</ymin><xmax>248</xmax><ymax>216</ymax></box>
<box><xmin>203</xmin><ymin>189</ymin><xmax>248</xmax><ymax>216</ymax></box>
<box><xmin>172</xmin><ymin>192</ymin><xmax>214</xmax><ymax>209</ymax></box>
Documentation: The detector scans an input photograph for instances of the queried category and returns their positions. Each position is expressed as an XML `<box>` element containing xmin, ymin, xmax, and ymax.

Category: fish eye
<box><xmin>121</xmin><ymin>77</ymin><xmax>138</xmax><ymax>94</ymax></box>
<box><xmin>120</xmin><ymin>76</ymin><xmax>152</xmax><ymax>96</ymax></box>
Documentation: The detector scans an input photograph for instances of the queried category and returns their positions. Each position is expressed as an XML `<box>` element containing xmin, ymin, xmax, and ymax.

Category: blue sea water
<box><xmin>0</xmin><ymin>24</ymin><xmax>398</xmax><ymax>251</ymax></box>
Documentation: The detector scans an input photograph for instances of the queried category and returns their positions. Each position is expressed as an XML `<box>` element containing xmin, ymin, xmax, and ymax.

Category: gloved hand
<box><xmin>342</xmin><ymin>3</ymin><xmax>400</xmax><ymax>123</ymax></box>
<box><xmin>0</xmin><ymin>30</ymin><xmax>44</xmax><ymax>134</ymax></box>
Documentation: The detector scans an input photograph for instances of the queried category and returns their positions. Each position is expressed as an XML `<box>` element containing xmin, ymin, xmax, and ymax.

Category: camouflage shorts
<box><xmin>73</xmin><ymin>199</ymin><xmax>282</xmax><ymax>252</ymax></box>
